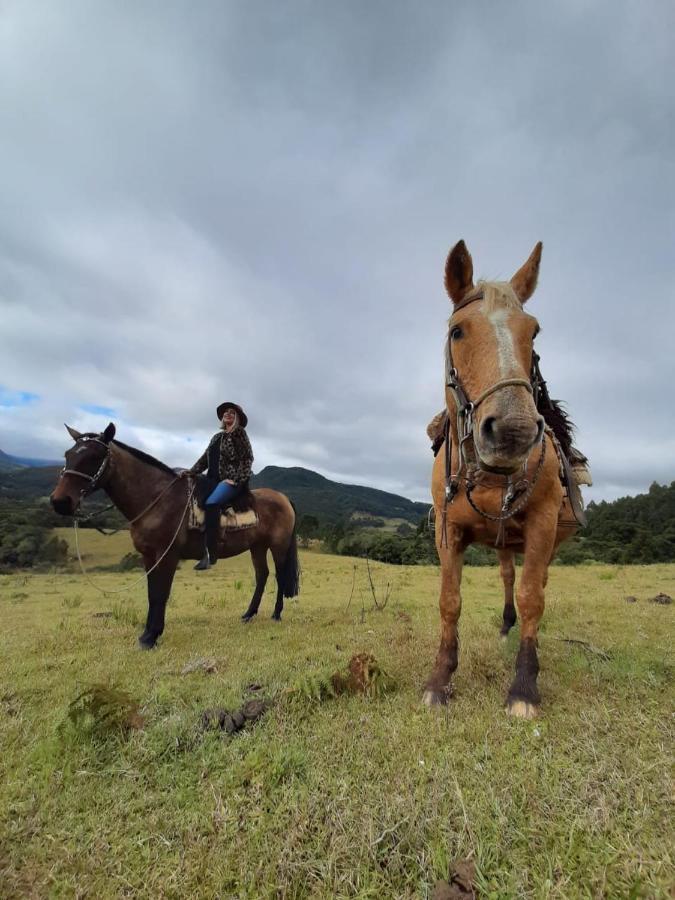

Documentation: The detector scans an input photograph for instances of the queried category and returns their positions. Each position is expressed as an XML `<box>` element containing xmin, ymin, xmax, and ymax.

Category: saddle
<box><xmin>186</xmin><ymin>473</ymin><xmax>258</xmax><ymax>533</ymax></box>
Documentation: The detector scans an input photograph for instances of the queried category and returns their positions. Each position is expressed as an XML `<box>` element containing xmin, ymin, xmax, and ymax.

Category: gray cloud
<box><xmin>1</xmin><ymin>0</ymin><xmax>673</xmax><ymax>503</ymax></box>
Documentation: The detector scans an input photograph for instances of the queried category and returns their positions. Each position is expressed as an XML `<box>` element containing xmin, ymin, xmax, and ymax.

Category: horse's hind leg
<box><xmin>423</xmin><ymin>524</ymin><xmax>464</xmax><ymax>705</ymax></box>
<box><xmin>241</xmin><ymin>545</ymin><xmax>269</xmax><ymax>622</ymax></box>
<box><xmin>497</xmin><ymin>548</ymin><xmax>517</xmax><ymax>637</ymax></box>
<box><xmin>270</xmin><ymin>544</ymin><xmax>286</xmax><ymax>621</ymax></box>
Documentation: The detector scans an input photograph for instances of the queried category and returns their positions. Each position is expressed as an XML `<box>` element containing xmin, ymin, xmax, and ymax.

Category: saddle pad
<box><xmin>188</xmin><ymin>498</ymin><xmax>258</xmax><ymax>532</ymax></box>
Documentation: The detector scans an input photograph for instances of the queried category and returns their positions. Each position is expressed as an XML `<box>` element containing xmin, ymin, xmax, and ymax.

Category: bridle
<box><xmin>59</xmin><ymin>436</ymin><xmax>187</xmax><ymax>531</ymax></box>
<box><xmin>445</xmin><ymin>288</ymin><xmax>534</xmax><ymax>467</ymax></box>
<box><xmin>60</xmin><ymin>437</ymin><xmax>112</xmax><ymax>500</ymax></box>
<box><xmin>441</xmin><ymin>288</ymin><xmax>546</xmax><ymax>545</ymax></box>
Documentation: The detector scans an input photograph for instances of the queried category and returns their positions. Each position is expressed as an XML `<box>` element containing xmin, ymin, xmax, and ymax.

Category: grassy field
<box><xmin>1</xmin><ymin>549</ymin><xmax>673</xmax><ymax>898</ymax></box>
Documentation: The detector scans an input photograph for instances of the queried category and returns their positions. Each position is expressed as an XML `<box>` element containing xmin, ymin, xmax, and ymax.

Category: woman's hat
<box><xmin>216</xmin><ymin>402</ymin><xmax>248</xmax><ymax>427</ymax></box>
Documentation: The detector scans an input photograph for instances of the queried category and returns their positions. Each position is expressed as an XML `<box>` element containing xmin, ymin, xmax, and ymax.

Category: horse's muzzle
<box><xmin>476</xmin><ymin>413</ymin><xmax>544</xmax><ymax>470</ymax></box>
<box><xmin>50</xmin><ymin>494</ymin><xmax>74</xmax><ymax>516</ymax></box>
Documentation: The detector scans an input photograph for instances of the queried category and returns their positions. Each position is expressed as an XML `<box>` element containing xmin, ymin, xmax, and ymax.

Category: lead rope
<box><xmin>73</xmin><ymin>482</ymin><xmax>195</xmax><ymax>596</ymax></box>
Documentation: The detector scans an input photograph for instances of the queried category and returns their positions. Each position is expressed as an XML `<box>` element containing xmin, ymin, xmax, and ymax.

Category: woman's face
<box><xmin>222</xmin><ymin>409</ymin><xmax>237</xmax><ymax>429</ymax></box>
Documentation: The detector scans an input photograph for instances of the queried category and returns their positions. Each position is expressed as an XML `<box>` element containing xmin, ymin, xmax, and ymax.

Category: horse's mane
<box><xmin>111</xmin><ymin>439</ymin><xmax>176</xmax><ymax>476</ymax></box>
<box><xmin>539</xmin><ymin>399</ymin><xmax>575</xmax><ymax>459</ymax></box>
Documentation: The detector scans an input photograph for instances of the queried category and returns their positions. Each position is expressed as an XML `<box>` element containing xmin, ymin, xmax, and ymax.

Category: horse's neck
<box><xmin>104</xmin><ymin>445</ymin><xmax>173</xmax><ymax>521</ymax></box>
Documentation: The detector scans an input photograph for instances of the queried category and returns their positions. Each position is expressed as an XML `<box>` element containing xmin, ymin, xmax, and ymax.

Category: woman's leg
<box><xmin>195</xmin><ymin>483</ymin><xmax>240</xmax><ymax>571</ymax></box>
<box><xmin>205</xmin><ymin>481</ymin><xmax>241</xmax><ymax>507</ymax></box>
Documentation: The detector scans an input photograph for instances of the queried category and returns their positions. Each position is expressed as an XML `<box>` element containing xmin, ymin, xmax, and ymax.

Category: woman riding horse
<box><xmin>190</xmin><ymin>402</ymin><xmax>254</xmax><ymax>571</ymax></box>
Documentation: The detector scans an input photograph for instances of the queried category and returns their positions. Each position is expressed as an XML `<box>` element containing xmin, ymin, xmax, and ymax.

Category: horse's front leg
<box><xmin>506</xmin><ymin>512</ymin><xmax>557</xmax><ymax>717</ymax></box>
<box><xmin>423</xmin><ymin>523</ymin><xmax>464</xmax><ymax>706</ymax></box>
<box><xmin>138</xmin><ymin>553</ymin><xmax>178</xmax><ymax>649</ymax></box>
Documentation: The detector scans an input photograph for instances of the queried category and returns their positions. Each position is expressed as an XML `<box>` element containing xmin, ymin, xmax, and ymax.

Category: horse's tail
<box><xmin>279</xmin><ymin>501</ymin><xmax>301</xmax><ymax>598</ymax></box>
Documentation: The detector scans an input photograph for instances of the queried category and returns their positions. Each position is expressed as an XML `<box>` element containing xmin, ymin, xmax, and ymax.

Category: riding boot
<box><xmin>194</xmin><ymin>506</ymin><xmax>221</xmax><ymax>570</ymax></box>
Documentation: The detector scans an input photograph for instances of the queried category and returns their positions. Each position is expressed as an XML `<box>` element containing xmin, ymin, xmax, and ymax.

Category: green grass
<box><xmin>1</xmin><ymin>555</ymin><xmax>673</xmax><ymax>898</ymax></box>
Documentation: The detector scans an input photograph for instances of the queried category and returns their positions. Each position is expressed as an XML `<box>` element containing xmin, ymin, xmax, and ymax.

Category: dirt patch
<box><xmin>200</xmin><ymin>697</ymin><xmax>270</xmax><ymax>735</ymax></box>
<box><xmin>432</xmin><ymin>858</ymin><xmax>477</xmax><ymax>899</ymax></box>
<box><xmin>625</xmin><ymin>595</ymin><xmax>638</xmax><ymax>603</ymax></box>
<box><xmin>181</xmin><ymin>657</ymin><xmax>218</xmax><ymax>675</ymax></box>
<box><xmin>651</xmin><ymin>593</ymin><xmax>672</xmax><ymax>605</ymax></box>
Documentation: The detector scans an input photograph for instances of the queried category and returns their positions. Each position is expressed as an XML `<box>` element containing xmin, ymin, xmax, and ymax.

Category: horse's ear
<box><xmin>65</xmin><ymin>424</ymin><xmax>82</xmax><ymax>441</ymax></box>
<box><xmin>444</xmin><ymin>240</ymin><xmax>475</xmax><ymax>305</ymax></box>
<box><xmin>102</xmin><ymin>422</ymin><xmax>116</xmax><ymax>444</ymax></box>
<box><xmin>511</xmin><ymin>242</ymin><xmax>543</xmax><ymax>303</ymax></box>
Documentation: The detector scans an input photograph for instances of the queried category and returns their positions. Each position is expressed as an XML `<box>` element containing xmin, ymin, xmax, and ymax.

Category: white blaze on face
<box><xmin>486</xmin><ymin>307</ymin><xmax>517</xmax><ymax>376</ymax></box>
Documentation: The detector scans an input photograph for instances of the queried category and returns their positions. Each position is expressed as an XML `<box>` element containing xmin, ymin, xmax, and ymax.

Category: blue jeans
<box><xmin>205</xmin><ymin>480</ymin><xmax>242</xmax><ymax>507</ymax></box>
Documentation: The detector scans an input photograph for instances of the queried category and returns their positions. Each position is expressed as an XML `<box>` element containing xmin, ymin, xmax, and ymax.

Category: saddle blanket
<box><xmin>188</xmin><ymin>498</ymin><xmax>258</xmax><ymax>532</ymax></box>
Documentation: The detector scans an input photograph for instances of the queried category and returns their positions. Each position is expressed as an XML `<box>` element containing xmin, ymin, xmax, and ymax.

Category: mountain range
<box><xmin>0</xmin><ymin>450</ymin><xmax>429</xmax><ymax>525</ymax></box>
<box><xmin>0</xmin><ymin>447</ymin><xmax>62</xmax><ymax>471</ymax></box>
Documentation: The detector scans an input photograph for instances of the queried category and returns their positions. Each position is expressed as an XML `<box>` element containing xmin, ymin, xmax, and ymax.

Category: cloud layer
<box><xmin>1</xmin><ymin>0</ymin><xmax>673</xmax><ymax>501</ymax></box>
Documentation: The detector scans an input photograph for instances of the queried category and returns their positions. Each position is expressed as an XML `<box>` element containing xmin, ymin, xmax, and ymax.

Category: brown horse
<box><xmin>423</xmin><ymin>240</ymin><xmax>579</xmax><ymax>717</ymax></box>
<box><xmin>50</xmin><ymin>423</ymin><xmax>300</xmax><ymax>648</ymax></box>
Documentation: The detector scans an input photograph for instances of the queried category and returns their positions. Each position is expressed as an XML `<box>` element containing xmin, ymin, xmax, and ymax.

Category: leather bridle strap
<box><xmin>60</xmin><ymin>438</ymin><xmax>111</xmax><ymax>497</ymax></box>
<box><xmin>471</xmin><ymin>377</ymin><xmax>533</xmax><ymax>409</ymax></box>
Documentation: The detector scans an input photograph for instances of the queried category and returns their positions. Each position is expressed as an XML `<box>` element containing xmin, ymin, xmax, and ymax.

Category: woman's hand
<box><xmin>225</xmin><ymin>479</ymin><xmax>235</xmax><ymax>485</ymax></box>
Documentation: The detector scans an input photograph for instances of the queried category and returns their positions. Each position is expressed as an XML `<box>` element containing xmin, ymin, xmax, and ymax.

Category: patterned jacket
<box><xmin>190</xmin><ymin>428</ymin><xmax>254</xmax><ymax>484</ymax></box>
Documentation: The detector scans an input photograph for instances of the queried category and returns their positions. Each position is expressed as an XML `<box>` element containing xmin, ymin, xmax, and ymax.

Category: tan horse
<box><xmin>423</xmin><ymin>240</ymin><xmax>578</xmax><ymax>718</ymax></box>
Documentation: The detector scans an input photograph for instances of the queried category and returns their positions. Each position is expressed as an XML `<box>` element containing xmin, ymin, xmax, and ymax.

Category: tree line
<box><xmin>2</xmin><ymin>481</ymin><xmax>673</xmax><ymax>570</ymax></box>
<box><xmin>297</xmin><ymin>481</ymin><xmax>675</xmax><ymax>567</ymax></box>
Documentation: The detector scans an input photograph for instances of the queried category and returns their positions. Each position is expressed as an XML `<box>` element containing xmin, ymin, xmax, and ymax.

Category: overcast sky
<box><xmin>1</xmin><ymin>0</ymin><xmax>673</xmax><ymax>503</ymax></box>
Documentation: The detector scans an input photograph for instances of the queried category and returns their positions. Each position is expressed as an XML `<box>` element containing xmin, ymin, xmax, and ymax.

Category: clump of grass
<box><xmin>290</xmin><ymin>671</ymin><xmax>339</xmax><ymax>702</ymax></box>
<box><xmin>239</xmin><ymin>744</ymin><xmax>307</xmax><ymax>788</ymax></box>
<box><xmin>61</xmin><ymin>595</ymin><xmax>82</xmax><ymax>609</ymax></box>
<box><xmin>117</xmin><ymin>552</ymin><xmax>143</xmax><ymax>571</ymax></box>
<box><xmin>289</xmin><ymin>653</ymin><xmax>396</xmax><ymax>702</ymax></box>
<box><xmin>110</xmin><ymin>601</ymin><xmax>141</xmax><ymax>627</ymax></box>
<box><xmin>62</xmin><ymin>684</ymin><xmax>144</xmax><ymax>741</ymax></box>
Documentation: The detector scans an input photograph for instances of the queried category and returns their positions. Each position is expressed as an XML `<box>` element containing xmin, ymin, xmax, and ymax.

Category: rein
<box><xmin>441</xmin><ymin>289</ymin><xmax>545</xmax><ymax>546</ymax></box>
<box><xmin>73</xmin><ymin>481</ymin><xmax>195</xmax><ymax>596</ymax></box>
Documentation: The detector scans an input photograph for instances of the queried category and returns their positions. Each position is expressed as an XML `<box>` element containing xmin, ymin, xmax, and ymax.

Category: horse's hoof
<box><xmin>138</xmin><ymin>637</ymin><xmax>157</xmax><ymax>650</ymax></box>
<box><xmin>241</xmin><ymin>612</ymin><xmax>256</xmax><ymax>623</ymax></box>
<box><xmin>422</xmin><ymin>688</ymin><xmax>449</xmax><ymax>707</ymax></box>
<box><xmin>271</xmin><ymin>613</ymin><xmax>282</xmax><ymax>622</ymax></box>
<box><xmin>506</xmin><ymin>699</ymin><xmax>539</xmax><ymax>719</ymax></box>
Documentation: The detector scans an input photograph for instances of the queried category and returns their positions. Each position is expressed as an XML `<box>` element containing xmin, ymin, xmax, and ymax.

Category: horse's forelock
<box><xmin>477</xmin><ymin>281</ymin><xmax>523</xmax><ymax>314</ymax></box>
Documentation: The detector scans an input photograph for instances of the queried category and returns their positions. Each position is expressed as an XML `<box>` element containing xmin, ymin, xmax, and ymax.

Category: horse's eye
<box><xmin>450</xmin><ymin>325</ymin><xmax>463</xmax><ymax>341</ymax></box>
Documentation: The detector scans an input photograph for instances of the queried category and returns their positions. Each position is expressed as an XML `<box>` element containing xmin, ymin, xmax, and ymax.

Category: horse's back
<box><xmin>251</xmin><ymin>488</ymin><xmax>296</xmax><ymax>533</ymax></box>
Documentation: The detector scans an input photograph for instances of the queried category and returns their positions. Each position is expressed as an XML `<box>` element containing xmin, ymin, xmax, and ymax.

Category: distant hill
<box><xmin>0</xmin><ymin>459</ymin><xmax>429</xmax><ymax>525</ymax></box>
<box><xmin>0</xmin><ymin>448</ymin><xmax>23</xmax><ymax>471</ymax></box>
<box><xmin>0</xmin><ymin>446</ymin><xmax>62</xmax><ymax>470</ymax></box>
<box><xmin>251</xmin><ymin>465</ymin><xmax>429</xmax><ymax>524</ymax></box>
<box><xmin>0</xmin><ymin>465</ymin><xmax>62</xmax><ymax>501</ymax></box>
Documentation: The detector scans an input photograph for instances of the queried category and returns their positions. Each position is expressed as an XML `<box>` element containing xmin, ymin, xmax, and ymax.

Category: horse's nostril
<box><xmin>51</xmin><ymin>495</ymin><xmax>72</xmax><ymax>515</ymax></box>
<box><xmin>481</xmin><ymin>416</ymin><xmax>497</xmax><ymax>441</ymax></box>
